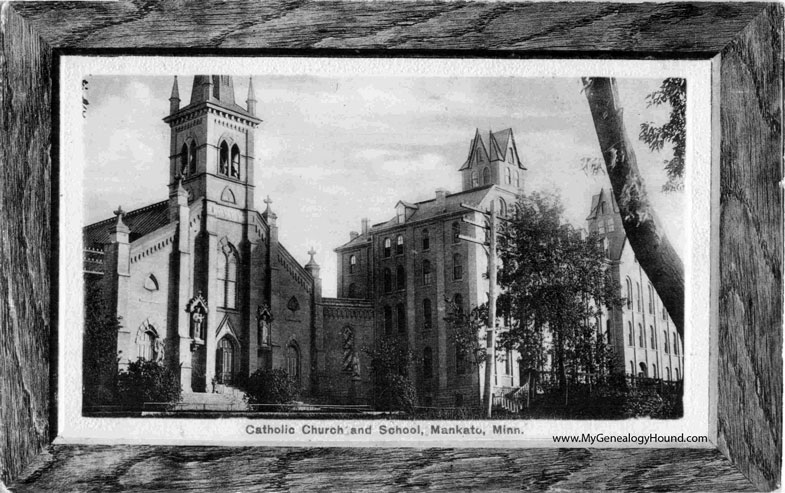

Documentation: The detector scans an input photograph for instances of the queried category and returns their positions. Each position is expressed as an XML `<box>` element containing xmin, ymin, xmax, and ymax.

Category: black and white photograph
<box><xmin>76</xmin><ymin>61</ymin><xmax>696</xmax><ymax>424</ymax></box>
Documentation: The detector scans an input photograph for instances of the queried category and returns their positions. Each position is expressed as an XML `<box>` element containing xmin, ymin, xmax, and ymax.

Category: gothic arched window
<box><xmin>230</xmin><ymin>144</ymin><xmax>241</xmax><ymax>179</ymax></box>
<box><xmin>396</xmin><ymin>235</ymin><xmax>404</xmax><ymax>255</ymax></box>
<box><xmin>482</xmin><ymin>167</ymin><xmax>491</xmax><ymax>185</ymax></box>
<box><xmin>423</xmin><ymin>298</ymin><xmax>432</xmax><ymax>330</ymax></box>
<box><xmin>423</xmin><ymin>347</ymin><xmax>433</xmax><ymax>378</ymax></box>
<box><xmin>650</xmin><ymin>325</ymin><xmax>656</xmax><ymax>349</ymax></box>
<box><xmin>180</xmin><ymin>143</ymin><xmax>189</xmax><ymax>176</ymax></box>
<box><xmin>625</xmin><ymin>278</ymin><xmax>633</xmax><ymax>309</ymax></box>
<box><xmin>663</xmin><ymin>330</ymin><xmax>670</xmax><ymax>353</ymax></box>
<box><xmin>219</xmin><ymin>141</ymin><xmax>230</xmax><ymax>176</ymax></box>
<box><xmin>498</xmin><ymin>198</ymin><xmax>507</xmax><ymax>217</ymax></box>
<box><xmin>666</xmin><ymin>366</ymin><xmax>671</xmax><ymax>381</ymax></box>
<box><xmin>639</xmin><ymin>362</ymin><xmax>647</xmax><ymax>378</ymax></box>
<box><xmin>471</xmin><ymin>171</ymin><xmax>479</xmax><ymax>187</ymax></box>
<box><xmin>396</xmin><ymin>265</ymin><xmax>405</xmax><ymax>290</ymax></box>
<box><xmin>396</xmin><ymin>303</ymin><xmax>406</xmax><ymax>334</ymax></box>
<box><xmin>505</xmin><ymin>167</ymin><xmax>511</xmax><ymax>184</ymax></box>
<box><xmin>287</xmin><ymin>342</ymin><xmax>300</xmax><ymax>385</ymax></box>
<box><xmin>638</xmin><ymin>323</ymin><xmax>644</xmax><ymax>347</ymax></box>
<box><xmin>627</xmin><ymin>321</ymin><xmax>633</xmax><ymax>346</ymax></box>
<box><xmin>219</xmin><ymin>244</ymin><xmax>238</xmax><ymax>309</ymax></box>
<box><xmin>188</xmin><ymin>141</ymin><xmax>197</xmax><ymax>175</ymax></box>
<box><xmin>514</xmin><ymin>170</ymin><xmax>520</xmax><ymax>188</ymax></box>
<box><xmin>384</xmin><ymin>306</ymin><xmax>393</xmax><ymax>336</ymax></box>
<box><xmin>383</xmin><ymin>238</ymin><xmax>391</xmax><ymax>258</ymax></box>
<box><xmin>673</xmin><ymin>332</ymin><xmax>680</xmax><ymax>355</ymax></box>
<box><xmin>383</xmin><ymin>268</ymin><xmax>392</xmax><ymax>293</ymax></box>
<box><xmin>138</xmin><ymin>330</ymin><xmax>157</xmax><ymax>361</ymax></box>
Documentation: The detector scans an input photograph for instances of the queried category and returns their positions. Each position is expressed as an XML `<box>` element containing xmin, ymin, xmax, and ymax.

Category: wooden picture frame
<box><xmin>0</xmin><ymin>2</ymin><xmax>780</xmax><ymax>490</ymax></box>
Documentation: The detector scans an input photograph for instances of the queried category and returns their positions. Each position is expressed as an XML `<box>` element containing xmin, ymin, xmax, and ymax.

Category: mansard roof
<box><xmin>83</xmin><ymin>200</ymin><xmax>169</xmax><ymax>249</ymax></box>
<box><xmin>459</xmin><ymin>128</ymin><xmax>524</xmax><ymax>170</ymax></box>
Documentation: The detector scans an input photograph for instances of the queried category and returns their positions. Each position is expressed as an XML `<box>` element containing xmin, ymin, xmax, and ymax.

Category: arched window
<box><xmin>508</xmin><ymin>149</ymin><xmax>514</xmax><ymax>164</ymax></box>
<box><xmin>648</xmin><ymin>284</ymin><xmax>655</xmax><ymax>314</ymax></box>
<box><xmin>396</xmin><ymin>303</ymin><xmax>406</xmax><ymax>334</ymax></box>
<box><xmin>383</xmin><ymin>306</ymin><xmax>392</xmax><ymax>336</ymax></box>
<box><xmin>482</xmin><ymin>167</ymin><xmax>491</xmax><ymax>185</ymax></box>
<box><xmin>629</xmin><ymin>360</ymin><xmax>635</xmax><ymax>376</ymax></box>
<box><xmin>422</xmin><ymin>260</ymin><xmax>432</xmax><ymax>285</ymax></box>
<box><xmin>639</xmin><ymin>362</ymin><xmax>647</xmax><ymax>378</ymax></box>
<box><xmin>349</xmin><ymin>255</ymin><xmax>356</xmax><ymax>273</ymax></box>
<box><xmin>663</xmin><ymin>330</ymin><xmax>670</xmax><ymax>353</ymax></box>
<box><xmin>625</xmin><ymin>278</ymin><xmax>633</xmax><ymax>309</ymax></box>
<box><xmin>673</xmin><ymin>332</ymin><xmax>679</xmax><ymax>355</ymax></box>
<box><xmin>383</xmin><ymin>238</ymin><xmax>391</xmax><ymax>258</ymax></box>
<box><xmin>471</xmin><ymin>171</ymin><xmax>479</xmax><ymax>187</ymax></box>
<box><xmin>638</xmin><ymin>323</ymin><xmax>644</xmax><ymax>347</ymax></box>
<box><xmin>216</xmin><ymin>337</ymin><xmax>235</xmax><ymax>384</ymax></box>
<box><xmin>675</xmin><ymin>368</ymin><xmax>680</xmax><ymax>380</ymax></box>
<box><xmin>421</xmin><ymin>229</ymin><xmax>430</xmax><ymax>251</ymax></box>
<box><xmin>498</xmin><ymin>198</ymin><xmax>507</xmax><ymax>217</ymax></box>
<box><xmin>423</xmin><ymin>299</ymin><xmax>432</xmax><ymax>330</ymax></box>
<box><xmin>666</xmin><ymin>367</ymin><xmax>671</xmax><ymax>381</ymax></box>
<box><xmin>606</xmin><ymin>319</ymin><xmax>612</xmax><ymax>344</ymax></box>
<box><xmin>453</xmin><ymin>293</ymin><xmax>463</xmax><ymax>314</ymax></box>
<box><xmin>653</xmin><ymin>363</ymin><xmax>658</xmax><ymax>379</ymax></box>
<box><xmin>453</xmin><ymin>253</ymin><xmax>463</xmax><ymax>280</ymax></box>
<box><xmin>383</xmin><ymin>268</ymin><xmax>392</xmax><ymax>293</ymax></box>
<box><xmin>287</xmin><ymin>342</ymin><xmax>300</xmax><ymax>385</ymax></box>
<box><xmin>504</xmin><ymin>167</ymin><xmax>511</xmax><ymax>184</ymax></box>
<box><xmin>636</xmin><ymin>282</ymin><xmax>642</xmax><ymax>312</ymax></box>
<box><xmin>189</xmin><ymin>142</ymin><xmax>197</xmax><ymax>175</ymax></box>
<box><xmin>348</xmin><ymin>283</ymin><xmax>357</xmax><ymax>298</ymax></box>
<box><xmin>423</xmin><ymin>347</ymin><xmax>433</xmax><ymax>378</ymax></box>
<box><xmin>219</xmin><ymin>141</ymin><xmax>230</xmax><ymax>176</ymax></box>
<box><xmin>219</xmin><ymin>245</ymin><xmax>238</xmax><ymax>309</ymax></box>
<box><xmin>650</xmin><ymin>325</ymin><xmax>656</xmax><ymax>349</ymax></box>
<box><xmin>452</xmin><ymin>222</ymin><xmax>461</xmax><ymax>243</ymax></box>
<box><xmin>514</xmin><ymin>170</ymin><xmax>520</xmax><ymax>188</ymax></box>
<box><xmin>230</xmin><ymin>144</ymin><xmax>241</xmax><ymax>179</ymax></box>
<box><xmin>137</xmin><ymin>330</ymin><xmax>157</xmax><ymax>361</ymax></box>
<box><xmin>600</xmin><ymin>202</ymin><xmax>606</xmax><ymax>215</ymax></box>
<box><xmin>628</xmin><ymin>321</ymin><xmax>633</xmax><ymax>346</ymax></box>
<box><xmin>396</xmin><ymin>235</ymin><xmax>404</xmax><ymax>255</ymax></box>
<box><xmin>396</xmin><ymin>265</ymin><xmax>405</xmax><ymax>290</ymax></box>
<box><xmin>663</xmin><ymin>307</ymin><xmax>668</xmax><ymax>321</ymax></box>
<box><xmin>180</xmin><ymin>143</ymin><xmax>189</xmax><ymax>176</ymax></box>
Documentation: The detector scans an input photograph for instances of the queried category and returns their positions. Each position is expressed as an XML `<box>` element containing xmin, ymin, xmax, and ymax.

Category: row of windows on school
<box><xmin>418</xmin><ymin>344</ymin><xmax>515</xmax><ymax>379</ymax></box>
<box><xmin>380</xmin><ymin>295</ymin><xmax>464</xmax><ymax>335</ymax></box>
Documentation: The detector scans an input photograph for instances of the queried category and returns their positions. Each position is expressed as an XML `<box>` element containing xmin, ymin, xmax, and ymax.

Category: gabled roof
<box><xmin>459</xmin><ymin>128</ymin><xmax>524</xmax><ymax>170</ymax></box>
<box><xmin>396</xmin><ymin>200</ymin><xmax>419</xmax><ymax>210</ymax></box>
<box><xmin>586</xmin><ymin>188</ymin><xmax>620</xmax><ymax>220</ymax></box>
<box><xmin>83</xmin><ymin>200</ymin><xmax>169</xmax><ymax>249</ymax></box>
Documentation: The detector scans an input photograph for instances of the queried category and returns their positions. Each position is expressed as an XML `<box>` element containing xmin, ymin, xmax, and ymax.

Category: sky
<box><xmin>83</xmin><ymin>73</ymin><xmax>684</xmax><ymax>297</ymax></box>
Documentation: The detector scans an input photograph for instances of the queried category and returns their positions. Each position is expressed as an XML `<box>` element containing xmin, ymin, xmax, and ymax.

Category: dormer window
<box><xmin>396</xmin><ymin>204</ymin><xmax>405</xmax><ymax>224</ymax></box>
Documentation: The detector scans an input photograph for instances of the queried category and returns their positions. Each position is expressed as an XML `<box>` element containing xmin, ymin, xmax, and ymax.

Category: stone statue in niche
<box><xmin>256</xmin><ymin>304</ymin><xmax>273</xmax><ymax>346</ymax></box>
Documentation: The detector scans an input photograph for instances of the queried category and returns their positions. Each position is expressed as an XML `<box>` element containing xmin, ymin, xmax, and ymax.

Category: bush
<box><xmin>375</xmin><ymin>374</ymin><xmax>417</xmax><ymax>413</ymax></box>
<box><xmin>241</xmin><ymin>369</ymin><xmax>300</xmax><ymax>408</ymax></box>
<box><xmin>116</xmin><ymin>359</ymin><xmax>182</xmax><ymax>409</ymax></box>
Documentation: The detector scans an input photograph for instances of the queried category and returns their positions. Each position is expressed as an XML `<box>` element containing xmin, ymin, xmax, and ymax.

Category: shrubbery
<box><xmin>116</xmin><ymin>359</ymin><xmax>182</xmax><ymax>409</ymax></box>
<box><xmin>240</xmin><ymin>368</ymin><xmax>300</xmax><ymax>408</ymax></box>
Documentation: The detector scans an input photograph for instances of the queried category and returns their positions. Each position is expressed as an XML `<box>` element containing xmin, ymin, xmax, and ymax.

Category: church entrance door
<box><xmin>216</xmin><ymin>337</ymin><xmax>235</xmax><ymax>385</ymax></box>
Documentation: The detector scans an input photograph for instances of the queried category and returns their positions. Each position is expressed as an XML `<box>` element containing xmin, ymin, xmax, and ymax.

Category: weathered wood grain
<box><xmin>0</xmin><ymin>4</ymin><xmax>53</xmax><ymax>486</ymax></box>
<box><xmin>8</xmin><ymin>1</ymin><xmax>768</xmax><ymax>53</ymax></box>
<box><xmin>8</xmin><ymin>445</ymin><xmax>758</xmax><ymax>492</ymax></box>
<box><xmin>718</xmin><ymin>4</ymin><xmax>783</xmax><ymax>491</ymax></box>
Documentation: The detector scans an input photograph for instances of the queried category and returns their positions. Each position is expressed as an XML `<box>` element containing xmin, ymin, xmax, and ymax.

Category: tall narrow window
<box><xmin>504</xmin><ymin>349</ymin><xmax>512</xmax><ymax>375</ymax></box>
<box><xmin>629</xmin><ymin>361</ymin><xmax>635</xmax><ymax>376</ymax></box>
<box><xmin>498</xmin><ymin>198</ymin><xmax>507</xmax><ymax>217</ymax></box>
<box><xmin>396</xmin><ymin>265</ymin><xmax>405</xmax><ymax>290</ymax></box>
<box><xmin>287</xmin><ymin>343</ymin><xmax>300</xmax><ymax>385</ymax></box>
<box><xmin>471</xmin><ymin>171</ymin><xmax>479</xmax><ymax>187</ymax></box>
<box><xmin>422</xmin><ymin>260</ymin><xmax>432</xmax><ymax>285</ymax></box>
<box><xmin>514</xmin><ymin>170</ymin><xmax>520</xmax><ymax>188</ymax></box>
<box><xmin>650</xmin><ymin>325</ymin><xmax>656</xmax><ymax>348</ymax></box>
<box><xmin>189</xmin><ymin>141</ymin><xmax>197</xmax><ymax>175</ymax></box>
<box><xmin>625</xmin><ymin>278</ymin><xmax>633</xmax><ymax>309</ymax></box>
<box><xmin>653</xmin><ymin>363</ymin><xmax>658</xmax><ymax>379</ymax></box>
<box><xmin>673</xmin><ymin>332</ymin><xmax>679</xmax><ymax>355</ymax></box>
<box><xmin>349</xmin><ymin>255</ymin><xmax>356</xmax><ymax>273</ymax></box>
<box><xmin>639</xmin><ymin>362</ymin><xmax>647</xmax><ymax>378</ymax></box>
<box><xmin>606</xmin><ymin>319</ymin><xmax>612</xmax><ymax>344</ymax></box>
<box><xmin>636</xmin><ymin>282</ymin><xmax>642</xmax><ymax>312</ymax></box>
<box><xmin>638</xmin><ymin>323</ymin><xmax>644</xmax><ymax>347</ymax></box>
<box><xmin>666</xmin><ymin>367</ymin><xmax>671</xmax><ymax>380</ymax></box>
<box><xmin>452</xmin><ymin>222</ymin><xmax>461</xmax><ymax>243</ymax></box>
<box><xmin>138</xmin><ymin>330</ymin><xmax>157</xmax><ymax>361</ymax></box>
<box><xmin>396</xmin><ymin>303</ymin><xmax>406</xmax><ymax>334</ymax></box>
<box><xmin>421</xmin><ymin>229</ymin><xmax>430</xmax><ymax>251</ymax></box>
<box><xmin>675</xmin><ymin>368</ymin><xmax>680</xmax><ymax>380</ymax></box>
<box><xmin>180</xmin><ymin>143</ymin><xmax>189</xmax><ymax>176</ymax></box>
<box><xmin>384</xmin><ymin>306</ymin><xmax>393</xmax><ymax>336</ymax></box>
<box><xmin>219</xmin><ymin>246</ymin><xmax>238</xmax><ymax>309</ymax></box>
<box><xmin>628</xmin><ymin>322</ymin><xmax>633</xmax><ymax>346</ymax></box>
<box><xmin>230</xmin><ymin>145</ymin><xmax>241</xmax><ymax>178</ymax></box>
<box><xmin>423</xmin><ymin>299</ymin><xmax>432</xmax><ymax>330</ymax></box>
<box><xmin>648</xmin><ymin>284</ymin><xmax>654</xmax><ymax>314</ymax></box>
<box><xmin>219</xmin><ymin>142</ymin><xmax>229</xmax><ymax>176</ymax></box>
<box><xmin>383</xmin><ymin>268</ymin><xmax>392</xmax><ymax>293</ymax></box>
<box><xmin>423</xmin><ymin>347</ymin><xmax>433</xmax><ymax>378</ymax></box>
<box><xmin>504</xmin><ymin>167</ymin><xmax>511</xmax><ymax>184</ymax></box>
<box><xmin>453</xmin><ymin>293</ymin><xmax>463</xmax><ymax>314</ymax></box>
<box><xmin>453</xmin><ymin>253</ymin><xmax>463</xmax><ymax>280</ymax></box>
<box><xmin>396</xmin><ymin>235</ymin><xmax>404</xmax><ymax>255</ymax></box>
<box><xmin>217</xmin><ymin>337</ymin><xmax>235</xmax><ymax>384</ymax></box>
<box><xmin>482</xmin><ymin>167</ymin><xmax>491</xmax><ymax>185</ymax></box>
<box><xmin>383</xmin><ymin>238</ymin><xmax>391</xmax><ymax>258</ymax></box>
<box><xmin>663</xmin><ymin>330</ymin><xmax>670</xmax><ymax>353</ymax></box>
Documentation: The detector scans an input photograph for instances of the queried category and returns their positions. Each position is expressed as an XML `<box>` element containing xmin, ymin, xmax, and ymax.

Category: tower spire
<box><xmin>246</xmin><ymin>76</ymin><xmax>257</xmax><ymax>116</ymax></box>
<box><xmin>169</xmin><ymin>76</ymin><xmax>180</xmax><ymax>114</ymax></box>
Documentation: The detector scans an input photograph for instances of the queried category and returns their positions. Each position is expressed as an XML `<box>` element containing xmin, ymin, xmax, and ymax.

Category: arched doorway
<box><xmin>216</xmin><ymin>337</ymin><xmax>236</xmax><ymax>385</ymax></box>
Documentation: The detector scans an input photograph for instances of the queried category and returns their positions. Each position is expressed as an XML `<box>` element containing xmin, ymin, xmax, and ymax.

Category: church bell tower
<box><xmin>163</xmin><ymin>75</ymin><xmax>262</xmax><ymax>213</ymax></box>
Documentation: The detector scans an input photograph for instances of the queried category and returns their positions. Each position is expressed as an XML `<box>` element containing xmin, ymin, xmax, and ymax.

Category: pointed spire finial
<box><xmin>246</xmin><ymin>76</ymin><xmax>257</xmax><ymax>116</ymax></box>
<box><xmin>169</xmin><ymin>76</ymin><xmax>180</xmax><ymax>113</ymax></box>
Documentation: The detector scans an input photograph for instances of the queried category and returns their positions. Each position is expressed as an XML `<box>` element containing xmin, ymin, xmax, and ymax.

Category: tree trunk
<box><xmin>582</xmin><ymin>77</ymin><xmax>685</xmax><ymax>338</ymax></box>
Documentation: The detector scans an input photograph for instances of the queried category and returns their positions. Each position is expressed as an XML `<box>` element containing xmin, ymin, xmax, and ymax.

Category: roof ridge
<box><xmin>84</xmin><ymin>199</ymin><xmax>169</xmax><ymax>230</ymax></box>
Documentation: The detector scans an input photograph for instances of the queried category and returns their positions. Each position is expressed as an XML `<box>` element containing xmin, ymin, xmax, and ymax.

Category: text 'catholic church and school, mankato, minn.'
<box><xmin>83</xmin><ymin>75</ymin><xmax>684</xmax><ymax>408</ymax></box>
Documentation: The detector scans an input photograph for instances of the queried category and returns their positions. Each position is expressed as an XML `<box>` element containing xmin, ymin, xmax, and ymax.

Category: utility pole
<box><xmin>459</xmin><ymin>201</ymin><xmax>497</xmax><ymax>418</ymax></box>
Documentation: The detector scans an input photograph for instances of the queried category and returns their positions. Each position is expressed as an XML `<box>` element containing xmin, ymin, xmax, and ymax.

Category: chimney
<box><xmin>361</xmin><ymin>218</ymin><xmax>369</xmax><ymax>235</ymax></box>
<box><xmin>350</xmin><ymin>231</ymin><xmax>359</xmax><ymax>240</ymax></box>
<box><xmin>435</xmin><ymin>188</ymin><xmax>448</xmax><ymax>210</ymax></box>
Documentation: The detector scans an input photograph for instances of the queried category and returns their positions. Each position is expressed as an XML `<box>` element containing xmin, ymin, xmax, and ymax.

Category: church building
<box><xmin>83</xmin><ymin>75</ymin><xmax>374</xmax><ymax>403</ymax></box>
